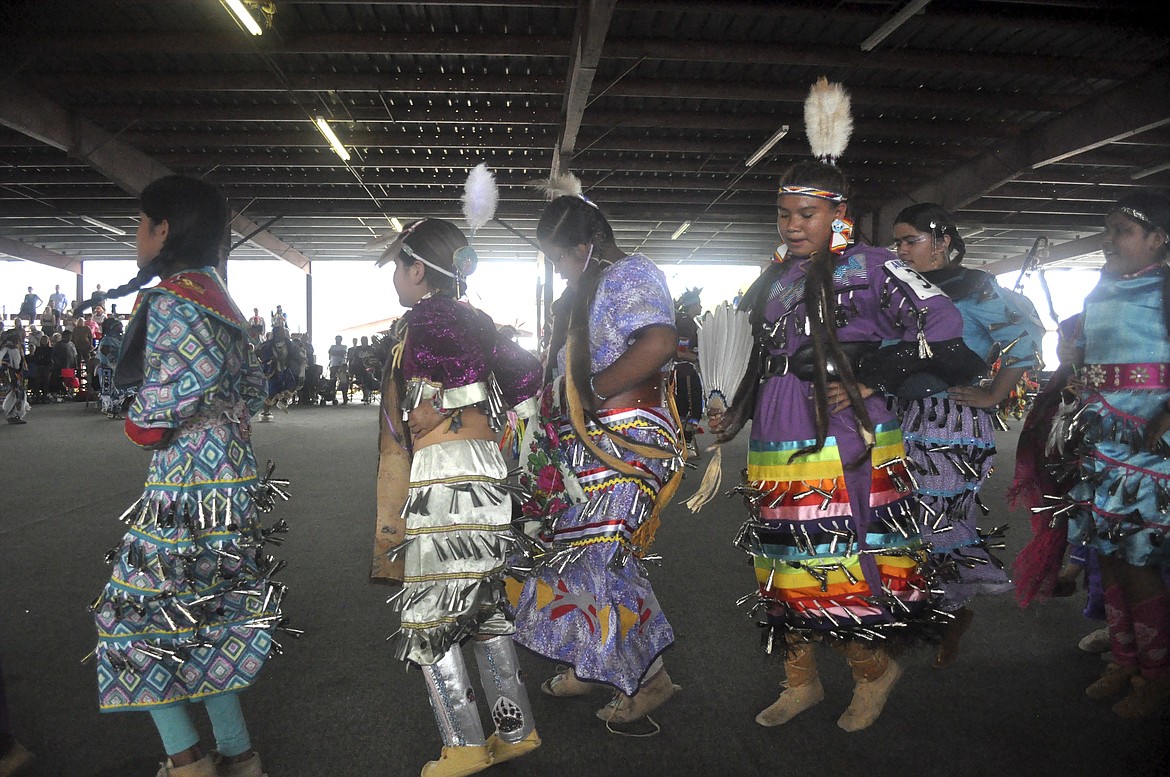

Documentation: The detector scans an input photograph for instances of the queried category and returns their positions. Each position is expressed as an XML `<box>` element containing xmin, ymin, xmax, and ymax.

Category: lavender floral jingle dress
<box><xmin>511</xmin><ymin>254</ymin><xmax>683</xmax><ymax>695</ymax></box>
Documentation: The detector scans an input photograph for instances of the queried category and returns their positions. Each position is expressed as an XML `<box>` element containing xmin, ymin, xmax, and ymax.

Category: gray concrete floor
<box><xmin>1</xmin><ymin>400</ymin><xmax>1167</xmax><ymax>776</ymax></box>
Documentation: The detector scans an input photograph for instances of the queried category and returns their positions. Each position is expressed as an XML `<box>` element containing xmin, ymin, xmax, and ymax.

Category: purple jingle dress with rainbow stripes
<box><xmin>741</xmin><ymin>246</ymin><xmax>967</xmax><ymax>648</ymax></box>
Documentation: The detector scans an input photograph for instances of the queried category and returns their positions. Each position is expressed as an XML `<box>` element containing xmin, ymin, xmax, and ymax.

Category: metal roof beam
<box><xmin>29</xmin><ymin>72</ymin><xmax>1080</xmax><ymax>114</ymax></box>
<box><xmin>10</xmin><ymin>32</ymin><xmax>1138</xmax><ymax>80</ymax></box>
<box><xmin>559</xmin><ymin>0</ymin><xmax>622</xmax><ymax>170</ymax></box>
<box><xmin>881</xmin><ymin>64</ymin><xmax>1170</xmax><ymax>240</ymax></box>
<box><xmin>0</xmin><ymin>81</ymin><xmax>311</xmax><ymax>271</ymax></box>
<box><xmin>0</xmin><ymin>235</ymin><xmax>81</xmax><ymax>273</ymax></box>
<box><xmin>980</xmin><ymin>232</ymin><xmax>1103</xmax><ymax>275</ymax></box>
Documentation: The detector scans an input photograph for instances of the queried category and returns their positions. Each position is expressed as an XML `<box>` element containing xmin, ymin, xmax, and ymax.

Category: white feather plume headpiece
<box><xmin>461</xmin><ymin>162</ymin><xmax>498</xmax><ymax>234</ymax></box>
<box><xmin>804</xmin><ymin>76</ymin><xmax>853</xmax><ymax>166</ymax></box>
<box><xmin>532</xmin><ymin>171</ymin><xmax>583</xmax><ymax>202</ymax></box>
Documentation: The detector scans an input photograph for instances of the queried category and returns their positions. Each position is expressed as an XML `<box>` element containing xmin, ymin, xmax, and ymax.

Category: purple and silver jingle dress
<box><xmin>91</xmin><ymin>268</ymin><xmax>290</xmax><ymax>713</ymax></box>
<box><xmin>737</xmin><ymin>246</ymin><xmax>982</xmax><ymax>649</ymax></box>
<box><xmin>899</xmin><ymin>268</ymin><xmax>1045</xmax><ymax>609</ymax></box>
<box><xmin>511</xmin><ymin>254</ymin><xmax>684</xmax><ymax>695</ymax></box>
<box><xmin>388</xmin><ymin>295</ymin><xmax>542</xmax><ymax>666</ymax></box>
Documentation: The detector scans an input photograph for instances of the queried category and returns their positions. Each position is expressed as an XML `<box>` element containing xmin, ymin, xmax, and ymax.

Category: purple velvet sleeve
<box><xmin>492</xmin><ymin>334</ymin><xmax>542</xmax><ymax>407</ymax></box>
<box><xmin>400</xmin><ymin>297</ymin><xmax>494</xmax><ymax>389</ymax></box>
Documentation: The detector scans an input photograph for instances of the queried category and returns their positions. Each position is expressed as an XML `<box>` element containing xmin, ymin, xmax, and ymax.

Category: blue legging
<box><xmin>148</xmin><ymin>693</ymin><xmax>251</xmax><ymax>758</ymax></box>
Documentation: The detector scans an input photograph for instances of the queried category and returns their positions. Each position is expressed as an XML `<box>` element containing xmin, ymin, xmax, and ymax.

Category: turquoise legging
<box><xmin>148</xmin><ymin>693</ymin><xmax>251</xmax><ymax>758</ymax></box>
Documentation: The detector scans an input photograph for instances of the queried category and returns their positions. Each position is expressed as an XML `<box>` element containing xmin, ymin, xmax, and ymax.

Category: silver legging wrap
<box><xmin>421</xmin><ymin>648</ymin><xmax>486</xmax><ymax>748</ymax></box>
<box><xmin>473</xmin><ymin>636</ymin><xmax>535</xmax><ymax>744</ymax></box>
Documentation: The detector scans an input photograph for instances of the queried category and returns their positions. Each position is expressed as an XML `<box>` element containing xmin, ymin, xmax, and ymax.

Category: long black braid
<box><xmin>537</xmin><ymin>196</ymin><xmax>616</xmax><ymax>412</ymax></box>
<box><xmin>783</xmin><ymin>161</ymin><xmax>875</xmax><ymax>464</ymax></box>
<box><xmin>74</xmin><ymin>259</ymin><xmax>163</xmax><ymax>317</ymax></box>
<box><xmin>798</xmin><ymin>248</ymin><xmax>875</xmax><ymax>466</ymax></box>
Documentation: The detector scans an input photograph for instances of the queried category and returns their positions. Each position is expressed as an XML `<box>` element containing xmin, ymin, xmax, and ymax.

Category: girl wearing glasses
<box><xmin>891</xmin><ymin>203</ymin><xmax>1045</xmax><ymax>667</ymax></box>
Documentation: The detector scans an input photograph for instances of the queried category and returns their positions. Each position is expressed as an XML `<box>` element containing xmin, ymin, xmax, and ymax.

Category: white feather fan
<box><xmin>684</xmin><ymin>302</ymin><xmax>754</xmax><ymax>513</ymax></box>
<box><xmin>697</xmin><ymin>303</ymin><xmax>754</xmax><ymax>414</ymax></box>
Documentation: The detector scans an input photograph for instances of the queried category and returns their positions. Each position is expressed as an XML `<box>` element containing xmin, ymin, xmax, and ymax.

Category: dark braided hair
<box><xmin>778</xmin><ymin>161</ymin><xmax>875</xmax><ymax>464</ymax></box>
<box><xmin>537</xmin><ymin>195</ymin><xmax>617</xmax><ymax>412</ymax></box>
<box><xmin>385</xmin><ymin>218</ymin><xmax>474</xmax><ymax>298</ymax></box>
<box><xmin>74</xmin><ymin>175</ymin><xmax>229</xmax><ymax>315</ymax></box>
<box><xmin>894</xmin><ymin>202</ymin><xmax>966</xmax><ymax>266</ymax></box>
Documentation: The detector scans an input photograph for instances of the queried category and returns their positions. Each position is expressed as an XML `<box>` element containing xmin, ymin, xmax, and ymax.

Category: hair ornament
<box><xmin>804</xmin><ymin>76</ymin><xmax>853</xmax><ymax>167</ymax></box>
<box><xmin>461</xmin><ymin>163</ymin><xmax>498</xmax><ymax>235</ymax></box>
<box><xmin>1117</xmin><ymin>206</ymin><xmax>1156</xmax><ymax>230</ymax></box>
<box><xmin>533</xmin><ymin>171</ymin><xmax>583</xmax><ymax>201</ymax></box>
<box><xmin>452</xmin><ymin>244</ymin><xmax>478</xmax><ymax>277</ymax></box>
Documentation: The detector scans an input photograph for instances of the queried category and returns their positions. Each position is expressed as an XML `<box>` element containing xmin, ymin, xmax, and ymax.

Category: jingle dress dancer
<box><xmin>1065</xmin><ymin>191</ymin><xmax>1170</xmax><ymax>718</ymax></box>
<box><xmin>378</xmin><ymin>217</ymin><xmax>543</xmax><ymax>777</ymax></box>
<box><xmin>86</xmin><ymin>176</ymin><xmax>289</xmax><ymax>777</ymax></box>
<box><xmin>713</xmin><ymin>160</ymin><xmax>984</xmax><ymax>732</ymax></box>
<box><xmin>96</xmin><ymin>316</ymin><xmax>135</xmax><ymax>418</ymax></box>
<box><xmin>891</xmin><ymin>203</ymin><xmax>1046</xmax><ymax>667</ymax></box>
<box><xmin>511</xmin><ymin>192</ymin><xmax>685</xmax><ymax>727</ymax></box>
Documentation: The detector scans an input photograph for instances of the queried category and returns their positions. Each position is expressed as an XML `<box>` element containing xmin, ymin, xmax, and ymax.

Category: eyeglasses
<box><xmin>889</xmin><ymin>234</ymin><xmax>931</xmax><ymax>250</ymax></box>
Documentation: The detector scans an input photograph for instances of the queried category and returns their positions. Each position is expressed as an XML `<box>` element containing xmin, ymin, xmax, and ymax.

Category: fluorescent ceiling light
<box><xmin>314</xmin><ymin>116</ymin><xmax>351</xmax><ymax>162</ymax></box>
<box><xmin>746</xmin><ymin>125</ymin><xmax>789</xmax><ymax>168</ymax></box>
<box><xmin>860</xmin><ymin>0</ymin><xmax>932</xmax><ymax>51</ymax></box>
<box><xmin>389</xmin><ymin>217</ymin><xmax>403</xmax><ymax>231</ymax></box>
<box><xmin>80</xmin><ymin>215</ymin><xmax>126</xmax><ymax>235</ymax></box>
<box><xmin>222</xmin><ymin>0</ymin><xmax>263</xmax><ymax>36</ymax></box>
<box><xmin>671</xmin><ymin>221</ymin><xmax>692</xmax><ymax>240</ymax></box>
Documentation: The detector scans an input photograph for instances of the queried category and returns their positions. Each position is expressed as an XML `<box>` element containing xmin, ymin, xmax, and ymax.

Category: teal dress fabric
<box><xmin>1068</xmin><ymin>268</ymin><xmax>1170</xmax><ymax>567</ymax></box>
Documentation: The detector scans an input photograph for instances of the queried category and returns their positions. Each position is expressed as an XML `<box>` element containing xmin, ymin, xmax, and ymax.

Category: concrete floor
<box><xmin>1</xmin><ymin>401</ymin><xmax>1167</xmax><ymax>777</ymax></box>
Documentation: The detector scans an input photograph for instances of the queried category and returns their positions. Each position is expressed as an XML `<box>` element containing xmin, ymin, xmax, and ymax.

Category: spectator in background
<box><xmin>248</xmin><ymin>307</ymin><xmax>266</xmax><ymax>336</ymax></box>
<box><xmin>83</xmin><ymin>313</ymin><xmax>101</xmax><ymax>340</ymax></box>
<box><xmin>327</xmin><ymin>336</ymin><xmax>347</xmax><ymax>381</ymax></box>
<box><xmin>271</xmin><ymin>305</ymin><xmax>288</xmax><ymax>331</ymax></box>
<box><xmin>28</xmin><ymin>334</ymin><xmax>52</xmax><ymax>403</ymax></box>
<box><xmin>348</xmin><ymin>335</ymin><xmax>376</xmax><ymax>403</ymax></box>
<box><xmin>39</xmin><ymin>304</ymin><xmax>57</xmax><ymax>335</ymax></box>
<box><xmin>70</xmin><ymin>321</ymin><xmax>94</xmax><ymax>399</ymax></box>
<box><xmin>326</xmin><ymin>335</ymin><xmax>348</xmax><ymax>405</ymax></box>
<box><xmin>48</xmin><ymin>284</ymin><xmax>67</xmax><ymax>322</ymax></box>
<box><xmin>17</xmin><ymin>287</ymin><xmax>41</xmax><ymax>323</ymax></box>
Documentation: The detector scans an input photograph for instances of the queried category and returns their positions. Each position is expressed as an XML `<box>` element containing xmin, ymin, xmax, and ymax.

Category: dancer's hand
<box><xmin>947</xmin><ymin>384</ymin><xmax>1000</xmax><ymax>409</ymax></box>
<box><xmin>408</xmin><ymin>402</ymin><xmax>448</xmax><ymax>439</ymax></box>
<box><xmin>827</xmin><ymin>382</ymin><xmax>873</xmax><ymax>413</ymax></box>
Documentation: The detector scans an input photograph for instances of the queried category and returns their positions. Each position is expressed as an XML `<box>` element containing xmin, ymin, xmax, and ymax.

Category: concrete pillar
<box><xmin>76</xmin><ymin>261</ymin><xmax>84</xmax><ymax>313</ymax></box>
<box><xmin>305</xmin><ymin>264</ymin><xmax>313</xmax><ymax>340</ymax></box>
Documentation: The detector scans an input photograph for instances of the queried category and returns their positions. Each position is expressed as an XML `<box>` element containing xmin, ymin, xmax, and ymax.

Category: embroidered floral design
<box><xmin>1128</xmin><ymin>366</ymin><xmax>1150</xmax><ymax>385</ymax></box>
<box><xmin>1084</xmin><ymin>363</ymin><xmax>1106</xmax><ymax>389</ymax></box>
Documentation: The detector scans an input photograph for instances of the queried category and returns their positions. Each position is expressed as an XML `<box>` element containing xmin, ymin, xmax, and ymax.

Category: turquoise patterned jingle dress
<box><xmin>91</xmin><ymin>268</ymin><xmax>291</xmax><ymax>712</ymax></box>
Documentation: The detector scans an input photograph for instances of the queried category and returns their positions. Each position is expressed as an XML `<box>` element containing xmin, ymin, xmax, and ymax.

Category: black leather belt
<box><xmin>761</xmin><ymin>342</ymin><xmax>878</xmax><ymax>381</ymax></box>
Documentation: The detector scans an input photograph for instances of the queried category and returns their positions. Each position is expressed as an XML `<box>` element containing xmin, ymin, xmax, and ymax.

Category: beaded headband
<box><xmin>778</xmin><ymin>184</ymin><xmax>847</xmax><ymax>203</ymax></box>
<box><xmin>1117</xmin><ymin>206</ymin><xmax>1157</xmax><ymax>230</ymax></box>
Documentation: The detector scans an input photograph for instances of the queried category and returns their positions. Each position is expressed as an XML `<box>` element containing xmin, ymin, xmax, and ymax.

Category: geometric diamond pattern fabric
<box><xmin>92</xmin><ymin>279</ymin><xmax>284</xmax><ymax>713</ymax></box>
